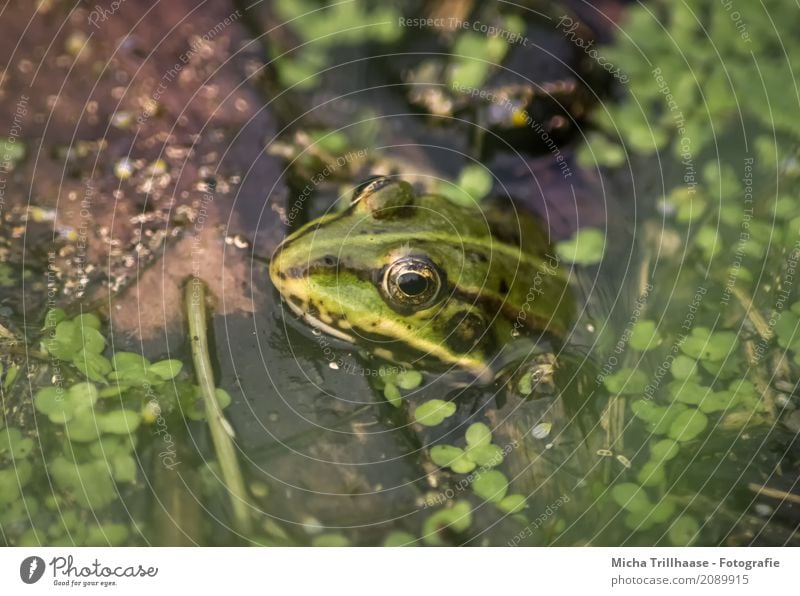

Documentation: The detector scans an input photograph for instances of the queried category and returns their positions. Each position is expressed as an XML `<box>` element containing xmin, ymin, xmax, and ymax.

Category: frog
<box><xmin>269</xmin><ymin>175</ymin><xmax>574</xmax><ymax>385</ymax></box>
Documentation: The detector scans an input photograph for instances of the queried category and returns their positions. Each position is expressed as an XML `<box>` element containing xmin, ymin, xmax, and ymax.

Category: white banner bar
<box><xmin>0</xmin><ymin>547</ymin><xmax>793</xmax><ymax>594</ymax></box>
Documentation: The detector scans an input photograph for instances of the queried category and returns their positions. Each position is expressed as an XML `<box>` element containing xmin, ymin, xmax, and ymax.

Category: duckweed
<box><xmin>667</xmin><ymin>410</ymin><xmax>708</xmax><ymax>442</ymax></box>
<box><xmin>311</xmin><ymin>534</ymin><xmax>350</xmax><ymax>547</ymax></box>
<box><xmin>395</xmin><ymin>370</ymin><xmax>423</xmax><ymax>390</ymax></box>
<box><xmin>430</xmin><ymin>422</ymin><xmax>505</xmax><ymax>474</ymax></box>
<box><xmin>680</xmin><ymin>328</ymin><xmax>738</xmax><ymax>362</ymax></box>
<box><xmin>629</xmin><ymin>320</ymin><xmax>662</xmax><ymax>351</ymax></box>
<box><xmin>472</xmin><ymin>470</ymin><xmax>509</xmax><ymax>503</ymax></box>
<box><xmin>650</xmin><ymin>439</ymin><xmax>680</xmax><ymax>462</ymax></box>
<box><xmin>604</xmin><ymin>368</ymin><xmax>649</xmax><ymax>395</ymax></box>
<box><xmin>555</xmin><ymin>228</ymin><xmax>606</xmax><ymax>266</ymax></box>
<box><xmin>413</xmin><ymin>400</ymin><xmax>456</xmax><ymax>427</ymax></box>
<box><xmin>2</xmin><ymin>309</ymin><xmax>236</xmax><ymax>546</ymax></box>
<box><xmin>668</xmin><ymin>516</ymin><xmax>700</xmax><ymax>546</ymax></box>
<box><xmin>377</xmin><ymin>366</ymin><xmax>422</xmax><ymax>407</ymax></box>
<box><xmin>611</xmin><ymin>483</ymin><xmax>651</xmax><ymax>514</ymax></box>
<box><xmin>464</xmin><ymin>422</ymin><xmax>492</xmax><ymax>448</ymax></box>
<box><xmin>383</xmin><ymin>531</ymin><xmax>416</xmax><ymax>547</ymax></box>
<box><xmin>422</xmin><ymin>501</ymin><xmax>472</xmax><ymax>546</ymax></box>
<box><xmin>497</xmin><ymin>494</ymin><xmax>527</xmax><ymax>514</ymax></box>
<box><xmin>437</xmin><ymin>164</ymin><xmax>494</xmax><ymax>206</ymax></box>
<box><xmin>430</xmin><ymin>445</ymin><xmax>466</xmax><ymax>468</ymax></box>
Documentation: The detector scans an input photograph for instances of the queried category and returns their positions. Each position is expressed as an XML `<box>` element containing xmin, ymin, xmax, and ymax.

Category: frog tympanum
<box><xmin>269</xmin><ymin>176</ymin><xmax>573</xmax><ymax>383</ymax></box>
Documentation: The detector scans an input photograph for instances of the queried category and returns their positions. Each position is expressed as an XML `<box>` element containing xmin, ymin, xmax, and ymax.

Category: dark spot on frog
<box><xmin>288</xmin><ymin>295</ymin><xmax>303</xmax><ymax>310</ymax></box>
<box><xmin>499</xmin><ymin>279</ymin><xmax>509</xmax><ymax>294</ymax></box>
<box><xmin>444</xmin><ymin>311</ymin><xmax>490</xmax><ymax>354</ymax></box>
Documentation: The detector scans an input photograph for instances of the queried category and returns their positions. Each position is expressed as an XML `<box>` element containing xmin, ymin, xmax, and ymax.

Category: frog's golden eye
<box><xmin>351</xmin><ymin>176</ymin><xmax>414</xmax><ymax>217</ymax></box>
<box><xmin>381</xmin><ymin>256</ymin><xmax>444</xmax><ymax>312</ymax></box>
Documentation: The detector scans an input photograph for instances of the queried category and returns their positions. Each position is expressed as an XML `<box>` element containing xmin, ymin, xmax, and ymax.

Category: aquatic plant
<box><xmin>575</xmin><ymin>0</ymin><xmax>800</xmax><ymax>545</ymax></box>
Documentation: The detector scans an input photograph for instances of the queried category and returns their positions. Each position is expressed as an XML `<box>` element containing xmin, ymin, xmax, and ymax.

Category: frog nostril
<box><xmin>320</xmin><ymin>255</ymin><xmax>338</xmax><ymax>268</ymax></box>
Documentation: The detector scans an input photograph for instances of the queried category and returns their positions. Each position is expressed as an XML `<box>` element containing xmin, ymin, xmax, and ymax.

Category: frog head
<box><xmin>269</xmin><ymin>176</ymin><xmax>572</xmax><ymax>381</ymax></box>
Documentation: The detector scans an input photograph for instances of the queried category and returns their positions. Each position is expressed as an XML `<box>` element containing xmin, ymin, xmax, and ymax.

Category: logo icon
<box><xmin>20</xmin><ymin>556</ymin><xmax>45</xmax><ymax>584</ymax></box>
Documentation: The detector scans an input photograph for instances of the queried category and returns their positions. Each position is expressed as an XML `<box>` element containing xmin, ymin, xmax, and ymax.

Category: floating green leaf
<box><xmin>97</xmin><ymin>410</ymin><xmax>141</xmax><ymax>435</ymax></box>
<box><xmin>72</xmin><ymin>350</ymin><xmax>112</xmax><ymax>382</ymax></box>
<box><xmin>604</xmin><ymin>368</ymin><xmax>649</xmax><ymax>394</ymax></box>
<box><xmin>85</xmin><ymin>523</ymin><xmax>130</xmax><ymax>546</ymax></box>
<box><xmin>680</xmin><ymin>327</ymin><xmax>738</xmax><ymax>362</ymax></box>
<box><xmin>472</xmin><ymin>470</ymin><xmax>509</xmax><ymax>503</ymax></box>
<box><xmin>430</xmin><ymin>445</ymin><xmax>465</xmax><ymax>468</ymax></box>
<box><xmin>498</xmin><ymin>494</ymin><xmax>527</xmax><ymax>514</ymax></box>
<box><xmin>413</xmin><ymin>400</ymin><xmax>456</xmax><ymax>427</ymax></box>
<box><xmin>0</xmin><ymin>427</ymin><xmax>33</xmax><ymax>459</ymax></box>
<box><xmin>650</xmin><ymin>439</ymin><xmax>680</xmax><ymax>461</ymax></box>
<box><xmin>668</xmin><ymin>515</ymin><xmax>700</xmax><ymax>546</ymax></box>
<box><xmin>629</xmin><ymin>320</ymin><xmax>661</xmax><ymax>351</ymax></box>
<box><xmin>422</xmin><ymin>501</ymin><xmax>472</xmax><ymax>545</ymax></box>
<box><xmin>670</xmin><ymin>355</ymin><xmax>699</xmax><ymax>380</ymax></box>
<box><xmin>149</xmin><ymin>359</ymin><xmax>183</xmax><ymax>381</ymax></box>
<box><xmin>611</xmin><ymin>482</ymin><xmax>651</xmax><ymax>513</ymax></box>
<box><xmin>49</xmin><ymin>457</ymin><xmax>116</xmax><ymax>509</ymax></box>
<box><xmin>637</xmin><ymin>461</ymin><xmax>666</xmax><ymax>487</ymax></box>
<box><xmin>383</xmin><ymin>383</ymin><xmax>402</xmax><ymax>408</ymax></box>
<box><xmin>466</xmin><ymin>444</ymin><xmax>504</xmax><ymax>467</ymax></box>
<box><xmin>667</xmin><ymin>409</ymin><xmax>708</xmax><ymax>442</ymax></box>
<box><xmin>395</xmin><ymin>370</ymin><xmax>423</xmax><ymax>390</ymax></box>
<box><xmin>34</xmin><ymin>383</ymin><xmax>98</xmax><ymax>424</ymax></box>
<box><xmin>465</xmin><ymin>422</ymin><xmax>492</xmax><ymax>448</ymax></box>
<box><xmin>383</xmin><ymin>531</ymin><xmax>416</xmax><ymax>547</ymax></box>
<box><xmin>555</xmin><ymin>228</ymin><xmax>606</xmax><ymax>266</ymax></box>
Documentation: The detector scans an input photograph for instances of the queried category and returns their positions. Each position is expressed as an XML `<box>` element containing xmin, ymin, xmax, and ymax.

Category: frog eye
<box><xmin>351</xmin><ymin>176</ymin><xmax>414</xmax><ymax>217</ymax></box>
<box><xmin>351</xmin><ymin>176</ymin><xmax>394</xmax><ymax>203</ymax></box>
<box><xmin>381</xmin><ymin>256</ymin><xmax>444</xmax><ymax>312</ymax></box>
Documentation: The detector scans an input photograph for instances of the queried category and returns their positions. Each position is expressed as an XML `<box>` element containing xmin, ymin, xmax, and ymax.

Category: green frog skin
<box><xmin>269</xmin><ymin>176</ymin><xmax>573</xmax><ymax>382</ymax></box>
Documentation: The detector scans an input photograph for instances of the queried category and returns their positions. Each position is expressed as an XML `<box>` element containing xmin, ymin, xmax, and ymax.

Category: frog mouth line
<box><xmin>281</xmin><ymin>294</ymin><xmax>494</xmax><ymax>383</ymax></box>
<box><xmin>282</xmin><ymin>295</ymin><xmax>357</xmax><ymax>344</ymax></box>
